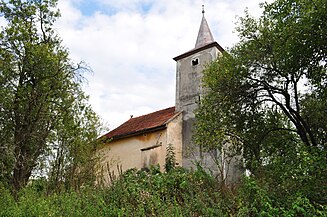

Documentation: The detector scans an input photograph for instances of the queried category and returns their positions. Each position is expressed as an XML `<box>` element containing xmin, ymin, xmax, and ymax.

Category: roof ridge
<box><xmin>130</xmin><ymin>106</ymin><xmax>175</xmax><ymax>120</ymax></box>
<box><xmin>102</xmin><ymin>106</ymin><xmax>176</xmax><ymax>140</ymax></box>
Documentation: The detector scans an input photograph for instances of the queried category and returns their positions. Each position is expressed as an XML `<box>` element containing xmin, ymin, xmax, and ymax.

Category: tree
<box><xmin>194</xmin><ymin>0</ymin><xmax>326</xmax><ymax>204</ymax></box>
<box><xmin>46</xmin><ymin>92</ymin><xmax>102</xmax><ymax>192</ymax></box>
<box><xmin>0</xmin><ymin>0</ymin><xmax>101</xmax><ymax>192</ymax></box>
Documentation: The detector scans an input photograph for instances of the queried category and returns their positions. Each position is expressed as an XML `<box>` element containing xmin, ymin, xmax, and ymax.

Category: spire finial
<box><xmin>195</xmin><ymin>3</ymin><xmax>214</xmax><ymax>48</ymax></box>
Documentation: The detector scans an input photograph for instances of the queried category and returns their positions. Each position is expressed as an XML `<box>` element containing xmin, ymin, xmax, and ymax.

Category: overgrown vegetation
<box><xmin>0</xmin><ymin>0</ymin><xmax>326</xmax><ymax>216</ymax></box>
<box><xmin>0</xmin><ymin>0</ymin><xmax>102</xmax><ymax>193</ymax></box>
<box><xmin>1</xmin><ymin>166</ymin><xmax>326</xmax><ymax>216</ymax></box>
<box><xmin>195</xmin><ymin>0</ymin><xmax>326</xmax><ymax>210</ymax></box>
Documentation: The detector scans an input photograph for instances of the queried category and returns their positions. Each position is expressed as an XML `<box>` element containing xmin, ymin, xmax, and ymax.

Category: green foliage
<box><xmin>236</xmin><ymin>177</ymin><xmax>327</xmax><ymax>217</ymax></box>
<box><xmin>0</xmin><ymin>167</ymin><xmax>227</xmax><ymax>216</ymax></box>
<box><xmin>1</xmin><ymin>167</ymin><xmax>326</xmax><ymax>216</ymax></box>
<box><xmin>164</xmin><ymin>143</ymin><xmax>176</xmax><ymax>172</ymax></box>
<box><xmin>236</xmin><ymin>177</ymin><xmax>279</xmax><ymax>216</ymax></box>
<box><xmin>104</xmin><ymin>166</ymin><xmax>226</xmax><ymax>216</ymax></box>
<box><xmin>0</xmin><ymin>0</ymin><xmax>102</xmax><ymax>192</ymax></box>
<box><xmin>194</xmin><ymin>0</ymin><xmax>326</xmax><ymax>207</ymax></box>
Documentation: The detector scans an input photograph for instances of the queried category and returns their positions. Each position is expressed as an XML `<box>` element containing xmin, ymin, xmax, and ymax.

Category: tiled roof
<box><xmin>102</xmin><ymin>107</ymin><xmax>176</xmax><ymax>140</ymax></box>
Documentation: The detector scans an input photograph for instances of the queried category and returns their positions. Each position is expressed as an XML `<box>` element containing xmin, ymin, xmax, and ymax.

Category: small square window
<box><xmin>192</xmin><ymin>58</ymin><xmax>199</xmax><ymax>66</ymax></box>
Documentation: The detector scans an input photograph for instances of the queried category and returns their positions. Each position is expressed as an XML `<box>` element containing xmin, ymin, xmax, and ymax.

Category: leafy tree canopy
<box><xmin>194</xmin><ymin>0</ymin><xmax>326</xmax><ymax>204</ymax></box>
<box><xmin>0</xmin><ymin>0</ymin><xmax>102</xmax><ymax>192</ymax></box>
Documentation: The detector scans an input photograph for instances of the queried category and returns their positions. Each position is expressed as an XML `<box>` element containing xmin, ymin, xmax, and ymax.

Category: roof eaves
<box><xmin>173</xmin><ymin>42</ymin><xmax>224</xmax><ymax>61</ymax></box>
<box><xmin>110</xmin><ymin>125</ymin><xmax>167</xmax><ymax>141</ymax></box>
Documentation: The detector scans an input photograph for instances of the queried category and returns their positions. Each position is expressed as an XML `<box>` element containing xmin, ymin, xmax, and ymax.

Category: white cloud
<box><xmin>55</xmin><ymin>0</ymin><xmax>270</xmax><ymax>130</ymax></box>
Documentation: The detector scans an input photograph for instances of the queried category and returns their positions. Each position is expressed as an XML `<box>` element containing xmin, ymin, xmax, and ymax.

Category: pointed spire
<box><xmin>195</xmin><ymin>5</ymin><xmax>214</xmax><ymax>48</ymax></box>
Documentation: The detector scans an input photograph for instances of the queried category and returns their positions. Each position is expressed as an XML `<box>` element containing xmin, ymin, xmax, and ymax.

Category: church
<box><xmin>97</xmin><ymin>8</ymin><xmax>241</xmax><ymax>185</ymax></box>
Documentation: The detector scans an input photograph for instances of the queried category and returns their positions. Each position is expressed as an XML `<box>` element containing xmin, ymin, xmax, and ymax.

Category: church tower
<box><xmin>173</xmin><ymin>7</ymin><xmax>224</xmax><ymax>168</ymax></box>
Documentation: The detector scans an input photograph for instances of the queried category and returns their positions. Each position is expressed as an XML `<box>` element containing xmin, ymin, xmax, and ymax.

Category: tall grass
<box><xmin>1</xmin><ymin>166</ymin><xmax>326</xmax><ymax>216</ymax></box>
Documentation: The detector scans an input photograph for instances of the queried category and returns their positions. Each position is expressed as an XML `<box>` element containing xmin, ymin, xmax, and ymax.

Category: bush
<box><xmin>236</xmin><ymin>177</ymin><xmax>327</xmax><ymax>217</ymax></box>
<box><xmin>1</xmin><ymin>168</ymin><xmax>326</xmax><ymax>216</ymax></box>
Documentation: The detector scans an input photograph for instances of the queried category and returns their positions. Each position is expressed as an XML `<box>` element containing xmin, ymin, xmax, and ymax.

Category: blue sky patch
<box><xmin>76</xmin><ymin>0</ymin><xmax>117</xmax><ymax>16</ymax></box>
<box><xmin>139</xmin><ymin>2</ymin><xmax>153</xmax><ymax>14</ymax></box>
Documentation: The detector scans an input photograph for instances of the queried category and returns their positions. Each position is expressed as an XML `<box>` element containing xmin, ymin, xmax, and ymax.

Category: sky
<box><xmin>52</xmin><ymin>0</ymin><xmax>270</xmax><ymax>131</ymax></box>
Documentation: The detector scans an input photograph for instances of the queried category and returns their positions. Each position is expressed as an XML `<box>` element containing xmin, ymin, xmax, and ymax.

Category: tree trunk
<box><xmin>12</xmin><ymin>154</ymin><xmax>32</xmax><ymax>192</ymax></box>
